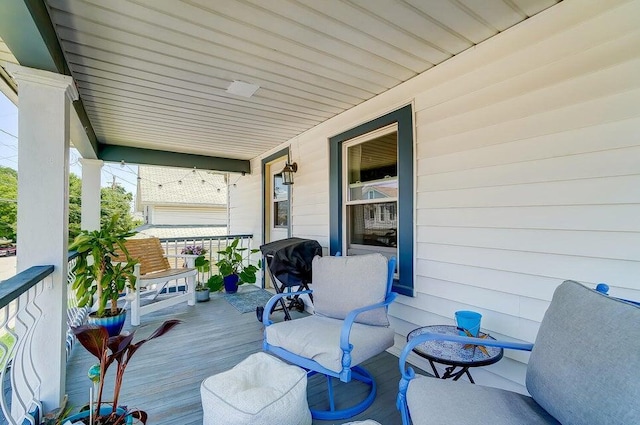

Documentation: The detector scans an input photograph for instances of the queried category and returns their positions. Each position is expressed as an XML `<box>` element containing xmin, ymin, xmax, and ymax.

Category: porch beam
<box><xmin>98</xmin><ymin>144</ymin><xmax>251</xmax><ymax>174</ymax></box>
<box><xmin>0</xmin><ymin>0</ymin><xmax>99</xmax><ymax>157</ymax></box>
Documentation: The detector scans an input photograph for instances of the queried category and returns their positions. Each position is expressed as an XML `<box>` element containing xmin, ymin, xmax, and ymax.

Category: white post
<box><xmin>79</xmin><ymin>158</ymin><xmax>103</xmax><ymax>231</ymax></box>
<box><xmin>7</xmin><ymin>64</ymin><xmax>78</xmax><ymax>413</ymax></box>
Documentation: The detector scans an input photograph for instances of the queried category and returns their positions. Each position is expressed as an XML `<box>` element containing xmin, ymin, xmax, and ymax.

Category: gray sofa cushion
<box><xmin>407</xmin><ymin>376</ymin><xmax>559</xmax><ymax>425</ymax></box>
<box><xmin>526</xmin><ymin>280</ymin><xmax>640</xmax><ymax>425</ymax></box>
<box><xmin>312</xmin><ymin>254</ymin><xmax>389</xmax><ymax>326</ymax></box>
<box><xmin>265</xmin><ymin>315</ymin><xmax>395</xmax><ymax>373</ymax></box>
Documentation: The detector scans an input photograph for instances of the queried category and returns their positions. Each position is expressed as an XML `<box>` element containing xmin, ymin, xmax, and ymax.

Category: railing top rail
<box><xmin>0</xmin><ymin>265</ymin><xmax>54</xmax><ymax>310</ymax></box>
<box><xmin>158</xmin><ymin>234</ymin><xmax>254</xmax><ymax>243</ymax></box>
<box><xmin>68</xmin><ymin>250</ymin><xmax>79</xmax><ymax>261</ymax></box>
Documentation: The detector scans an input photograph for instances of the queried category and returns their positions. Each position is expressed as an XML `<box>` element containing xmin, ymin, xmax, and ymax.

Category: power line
<box><xmin>0</xmin><ymin>129</ymin><xmax>17</xmax><ymax>139</ymax></box>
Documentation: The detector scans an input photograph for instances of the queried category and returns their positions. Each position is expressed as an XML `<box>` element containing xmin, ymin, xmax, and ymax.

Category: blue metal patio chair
<box><xmin>397</xmin><ymin>280</ymin><xmax>640</xmax><ymax>425</ymax></box>
<box><xmin>263</xmin><ymin>253</ymin><xmax>397</xmax><ymax>420</ymax></box>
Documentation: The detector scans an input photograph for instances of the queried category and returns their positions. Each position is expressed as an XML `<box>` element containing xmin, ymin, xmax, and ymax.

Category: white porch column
<box><xmin>79</xmin><ymin>158</ymin><xmax>103</xmax><ymax>231</ymax></box>
<box><xmin>7</xmin><ymin>64</ymin><xmax>77</xmax><ymax>412</ymax></box>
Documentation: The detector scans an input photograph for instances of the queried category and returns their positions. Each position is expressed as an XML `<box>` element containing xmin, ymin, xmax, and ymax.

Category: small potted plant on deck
<box><xmin>181</xmin><ymin>245</ymin><xmax>223</xmax><ymax>302</ymax></box>
<box><xmin>64</xmin><ymin>320</ymin><xmax>181</xmax><ymax>424</ymax></box>
<box><xmin>210</xmin><ymin>238</ymin><xmax>261</xmax><ymax>294</ymax></box>
<box><xmin>69</xmin><ymin>215</ymin><xmax>139</xmax><ymax>336</ymax></box>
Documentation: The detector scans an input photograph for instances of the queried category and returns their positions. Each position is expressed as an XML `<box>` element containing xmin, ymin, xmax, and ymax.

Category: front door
<box><xmin>264</xmin><ymin>156</ymin><xmax>290</xmax><ymax>288</ymax></box>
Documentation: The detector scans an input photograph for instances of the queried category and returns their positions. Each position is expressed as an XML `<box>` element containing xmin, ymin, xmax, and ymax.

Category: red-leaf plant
<box><xmin>72</xmin><ymin>320</ymin><xmax>181</xmax><ymax>424</ymax></box>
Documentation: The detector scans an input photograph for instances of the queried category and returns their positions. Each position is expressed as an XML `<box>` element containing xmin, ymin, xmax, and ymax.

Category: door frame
<box><xmin>262</xmin><ymin>147</ymin><xmax>292</xmax><ymax>245</ymax></box>
<box><xmin>261</xmin><ymin>148</ymin><xmax>292</xmax><ymax>289</ymax></box>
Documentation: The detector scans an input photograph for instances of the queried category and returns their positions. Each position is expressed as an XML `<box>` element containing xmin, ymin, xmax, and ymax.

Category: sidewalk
<box><xmin>0</xmin><ymin>256</ymin><xmax>16</xmax><ymax>282</ymax></box>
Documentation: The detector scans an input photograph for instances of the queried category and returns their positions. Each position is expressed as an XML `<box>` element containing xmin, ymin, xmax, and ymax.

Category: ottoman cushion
<box><xmin>201</xmin><ymin>352</ymin><xmax>311</xmax><ymax>425</ymax></box>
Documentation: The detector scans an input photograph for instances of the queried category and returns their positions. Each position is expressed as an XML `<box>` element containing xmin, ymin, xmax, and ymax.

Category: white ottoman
<box><xmin>201</xmin><ymin>352</ymin><xmax>311</xmax><ymax>425</ymax></box>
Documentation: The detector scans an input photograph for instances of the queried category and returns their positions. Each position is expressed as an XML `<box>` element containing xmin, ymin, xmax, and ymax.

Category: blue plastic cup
<box><xmin>455</xmin><ymin>310</ymin><xmax>482</xmax><ymax>336</ymax></box>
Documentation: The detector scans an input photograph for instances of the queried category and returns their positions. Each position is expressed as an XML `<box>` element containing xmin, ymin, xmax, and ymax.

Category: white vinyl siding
<box><xmin>151</xmin><ymin>206</ymin><xmax>227</xmax><ymax>226</ymax></box>
<box><xmin>230</xmin><ymin>0</ymin><xmax>640</xmax><ymax>392</ymax></box>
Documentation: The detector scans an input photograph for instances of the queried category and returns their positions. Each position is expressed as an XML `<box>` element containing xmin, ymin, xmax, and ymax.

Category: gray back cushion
<box><xmin>526</xmin><ymin>280</ymin><xmax>640</xmax><ymax>425</ymax></box>
<box><xmin>312</xmin><ymin>254</ymin><xmax>389</xmax><ymax>326</ymax></box>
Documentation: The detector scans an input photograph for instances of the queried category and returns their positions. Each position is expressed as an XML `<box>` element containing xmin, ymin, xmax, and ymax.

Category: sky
<box><xmin>0</xmin><ymin>92</ymin><xmax>138</xmax><ymax>197</ymax></box>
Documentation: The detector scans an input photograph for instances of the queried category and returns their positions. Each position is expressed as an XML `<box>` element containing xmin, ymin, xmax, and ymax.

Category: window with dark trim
<box><xmin>329</xmin><ymin>105</ymin><xmax>414</xmax><ymax>296</ymax></box>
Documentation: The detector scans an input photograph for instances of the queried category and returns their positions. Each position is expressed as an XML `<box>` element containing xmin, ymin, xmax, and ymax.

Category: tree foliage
<box><xmin>69</xmin><ymin>173</ymin><xmax>83</xmax><ymax>240</ymax></box>
<box><xmin>100</xmin><ymin>184</ymin><xmax>141</xmax><ymax>235</ymax></box>
<box><xmin>0</xmin><ymin>167</ymin><xmax>18</xmax><ymax>240</ymax></box>
<box><xmin>0</xmin><ymin>167</ymin><xmax>140</xmax><ymax>242</ymax></box>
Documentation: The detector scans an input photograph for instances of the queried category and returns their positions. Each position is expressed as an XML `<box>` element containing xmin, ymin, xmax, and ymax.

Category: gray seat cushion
<box><xmin>407</xmin><ymin>376</ymin><xmax>559</xmax><ymax>425</ymax></box>
<box><xmin>526</xmin><ymin>280</ymin><xmax>640</xmax><ymax>425</ymax></box>
<box><xmin>312</xmin><ymin>253</ymin><xmax>390</xmax><ymax>326</ymax></box>
<box><xmin>265</xmin><ymin>315</ymin><xmax>395</xmax><ymax>373</ymax></box>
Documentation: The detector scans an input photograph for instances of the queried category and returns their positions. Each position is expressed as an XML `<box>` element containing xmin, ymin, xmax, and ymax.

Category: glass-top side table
<box><xmin>407</xmin><ymin>325</ymin><xmax>503</xmax><ymax>383</ymax></box>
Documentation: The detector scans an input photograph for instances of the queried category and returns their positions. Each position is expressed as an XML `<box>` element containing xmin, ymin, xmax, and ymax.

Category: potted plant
<box><xmin>210</xmin><ymin>238</ymin><xmax>261</xmax><ymax>294</ymax></box>
<box><xmin>65</xmin><ymin>320</ymin><xmax>181</xmax><ymax>424</ymax></box>
<box><xmin>182</xmin><ymin>245</ymin><xmax>209</xmax><ymax>302</ymax></box>
<box><xmin>181</xmin><ymin>246</ymin><xmax>223</xmax><ymax>302</ymax></box>
<box><xmin>69</xmin><ymin>215</ymin><xmax>139</xmax><ymax>336</ymax></box>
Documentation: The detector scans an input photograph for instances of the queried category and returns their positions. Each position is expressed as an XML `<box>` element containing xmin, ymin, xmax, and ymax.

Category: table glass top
<box><xmin>408</xmin><ymin>325</ymin><xmax>502</xmax><ymax>364</ymax></box>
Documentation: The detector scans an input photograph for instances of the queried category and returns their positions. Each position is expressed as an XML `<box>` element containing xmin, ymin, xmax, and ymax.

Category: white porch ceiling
<box><xmin>7</xmin><ymin>0</ymin><xmax>560</xmax><ymax>162</ymax></box>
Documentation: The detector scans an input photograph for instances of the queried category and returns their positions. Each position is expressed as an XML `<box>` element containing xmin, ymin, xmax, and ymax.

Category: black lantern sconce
<box><xmin>281</xmin><ymin>155</ymin><xmax>298</xmax><ymax>185</ymax></box>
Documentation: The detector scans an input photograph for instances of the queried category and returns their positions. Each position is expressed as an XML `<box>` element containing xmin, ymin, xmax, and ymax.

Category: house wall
<box><xmin>150</xmin><ymin>205</ymin><xmax>227</xmax><ymax>226</ymax></box>
<box><xmin>230</xmin><ymin>0</ymin><xmax>640</xmax><ymax>392</ymax></box>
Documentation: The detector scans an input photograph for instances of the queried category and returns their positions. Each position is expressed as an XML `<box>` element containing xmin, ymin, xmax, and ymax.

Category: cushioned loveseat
<box><xmin>397</xmin><ymin>280</ymin><xmax>640</xmax><ymax>425</ymax></box>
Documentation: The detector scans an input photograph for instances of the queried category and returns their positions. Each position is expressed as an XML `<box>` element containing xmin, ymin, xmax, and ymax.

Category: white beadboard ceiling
<box><xmin>15</xmin><ymin>0</ymin><xmax>560</xmax><ymax>161</ymax></box>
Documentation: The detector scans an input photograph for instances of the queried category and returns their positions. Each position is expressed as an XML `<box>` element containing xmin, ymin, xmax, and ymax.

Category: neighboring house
<box><xmin>135</xmin><ymin>165</ymin><xmax>228</xmax><ymax>239</ymax></box>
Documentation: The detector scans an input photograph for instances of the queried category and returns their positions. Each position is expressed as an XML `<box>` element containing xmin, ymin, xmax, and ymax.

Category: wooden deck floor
<box><xmin>66</xmin><ymin>290</ymin><xmax>421</xmax><ymax>424</ymax></box>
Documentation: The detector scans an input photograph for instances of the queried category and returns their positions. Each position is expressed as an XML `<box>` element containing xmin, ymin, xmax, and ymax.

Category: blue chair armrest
<box><xmin>396</xmin><ymin>332</ymin><xmax>534</xmax><ymax>424</ymax></box>
<box><xmin>340</xmin><ymin>292</ymin><xmax>398</xmax><ymax>351</ymax></box>
<box><xmin>335</xmin><ymin>292</ymin><xmax>397</xmax><ymax>381</ymax></box>
<box><xmin>399</xmin><ymin>332</ymin><xmax>533</xmax><ymax>380</ymax></box>
<box><xmin>262</xmin><ymin>290</ymin><xmax>313</xmax><ymax>325</ymax></box>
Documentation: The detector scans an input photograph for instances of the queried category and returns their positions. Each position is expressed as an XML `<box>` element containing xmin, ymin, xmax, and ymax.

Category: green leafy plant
<box><xmin>69</xmin><ymin>215</ymin><xmax>138</xmax><ymax>317</ymax></box>
<box><xmin>209</xmin><ymin>238</ymin><xmax>261</xmax><ymax>288</ymax></box>
<box><xmin>71</xmin><ymin>320</ymin><xmax>181</xmax><ymax>425</ymax></box>
<box><xmin>194</xmin><ymin>255</ymin><xmax>223</xmax><ymax>292</ymax></box>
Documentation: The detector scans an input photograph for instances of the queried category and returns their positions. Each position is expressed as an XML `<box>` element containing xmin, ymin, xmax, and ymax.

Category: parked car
<box><xmin>0</xmin><ymin>243</ymin><xmax>16</xmax><ymax>257</ymax></box>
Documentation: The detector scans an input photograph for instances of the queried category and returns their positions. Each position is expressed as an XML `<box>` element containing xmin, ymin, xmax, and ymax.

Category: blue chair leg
<box><xmin>310</xmin><ymin>366</ymin><xmax>378</xmax><ymax>420</ymax></box>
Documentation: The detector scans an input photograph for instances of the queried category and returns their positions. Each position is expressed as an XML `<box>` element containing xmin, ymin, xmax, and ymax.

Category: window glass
<box><xmin>345</xmin><ymin>130</ymin><xmax>398</xmax><ymax>259</ymax></box>
<box><xmin>274</xmin><ymin>200</ymin><xmax>289</xmax><ymax>227</ymax></box>
<box><xmin>347</xmin><ymin>133</ymin><xmax>397</xmax><ymax>201</ymax></box>
<box><xmin>273</xmin><ymin>173</ymin><xmax>289</xmax><ymax>228</ymax></box>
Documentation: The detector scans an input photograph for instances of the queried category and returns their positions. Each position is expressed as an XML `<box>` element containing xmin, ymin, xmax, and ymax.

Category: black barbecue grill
<box><xmin>257</xmin><ymin>237</ymin><xmax>322</xmax><ymax>321</ymax></box>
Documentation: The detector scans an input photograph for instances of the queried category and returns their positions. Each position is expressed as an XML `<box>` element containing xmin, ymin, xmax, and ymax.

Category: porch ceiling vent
<box><xmin>226</xmin><ymin>80</ymin><xmax>260</xmax><ymax>98</ymax></box>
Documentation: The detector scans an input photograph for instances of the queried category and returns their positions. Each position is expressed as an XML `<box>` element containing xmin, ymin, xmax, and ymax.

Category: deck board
<box><xmin>66</xmin><ymin>290</ymin><xmax>426</xmax><ymax>424</ymax></box>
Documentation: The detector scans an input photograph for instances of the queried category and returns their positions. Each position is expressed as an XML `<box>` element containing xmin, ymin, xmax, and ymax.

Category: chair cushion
<box><xmin>407</xmin><ymin>376</ymin><xmax>559</xmax><ymax>425</ymax></box>
<box><xmin>265</xmin><ymin>315</ymin><xmax>395</xmax><ymax>373</ymax></box>
<box><xmin>200</xmin><ymin>352</ymin><xmax>311</xmax><ymax>425</ymax></box>
<box><xmin>312</xmin><ymin>254</ymin><xmax>389</xmax><ymax>326</ymax></box>
<box><xmin>526</xmin><ymin>280</ymin><xmax>640</xmax><ymax>425</ymax></box>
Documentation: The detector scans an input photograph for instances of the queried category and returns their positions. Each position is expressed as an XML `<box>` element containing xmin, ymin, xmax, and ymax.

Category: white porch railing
<box><xmin>0</xmin><ymin>252</ymin><xmax>91</xmax><ymax>425</ymax></box>
<box><xmin>0</xmin><ymin>266</ymin><xmax>54</xmax><ymax>425</ymax></box>
<box><xmin>0</xmin><ymin>234</ymin><xmax>256</xmax><ymax>424</ymax></box>
<box><xmin>159</xmin><ymin>234</ymin><xmax>256</xmax><ymax>282</ymax></box>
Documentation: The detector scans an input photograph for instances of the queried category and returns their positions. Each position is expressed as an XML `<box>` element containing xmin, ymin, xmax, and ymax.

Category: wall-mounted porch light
<box><xmin>281</xmin><ymin>161</ymin><xmax>298</xmax><ymax>185</ymax></box>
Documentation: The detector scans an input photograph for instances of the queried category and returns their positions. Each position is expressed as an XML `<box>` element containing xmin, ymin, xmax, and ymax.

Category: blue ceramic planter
<box><xmin>64</xmin><ymin>406</ymin><xmax>133</xmax><ymax>424</ymax></box>
<box><xmin>224</xmin><ymin>274</ymin><xmax>239</xmax><ymax>294</ymax></box>
<box><xmin>87</xmin><ymin>309</ymin><xmax>127</xmax><ymax>336</ymax></box>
